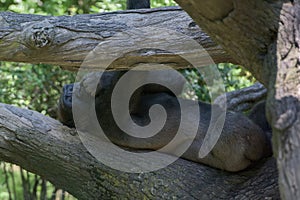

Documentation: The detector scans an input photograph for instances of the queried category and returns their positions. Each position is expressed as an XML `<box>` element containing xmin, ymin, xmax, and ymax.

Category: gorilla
<box><xmin>57</xmin><ymin>0</ymin><xmax>272</xmax><ymax>172</ymax></box>
<box><xmin>57</xmin><ymin>70</ymin><xmax>272</xmax><ymax>172</ymax></box>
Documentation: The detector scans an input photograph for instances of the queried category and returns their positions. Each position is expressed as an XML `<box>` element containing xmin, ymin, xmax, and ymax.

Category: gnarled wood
<box><xmin>0</xmin><ymin>103</ymin><xmax>279</xmax><ymax>199</ymax></box>
<box><xmin>175</xmin><ymin>0</ymin><xmax>282</xmax><ymax>86</ymax></box>
<box><xmin>174</xmin><ymin>0</ymin><xmax>300</xmax><ymax>199</ymax></box>
<box><xmin>266</xmin><ymin>3</ymin><xmax>300</xmax><ymax>200</ymax></box>
<box><xmin>0</xmin><ymin>8</ymin><xmax>234</xmax><ymax>71</ymax></box>
<box><xmin>0</xmin><ymin>2</ymin><xmax>293</xmax><ymax>199</ymax></box>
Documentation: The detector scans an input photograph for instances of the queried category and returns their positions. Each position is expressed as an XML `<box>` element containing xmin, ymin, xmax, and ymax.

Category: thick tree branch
<box><xmin>0</xmin><ymin>103</ymin><xmax>279</xmax><ymax>199</ymax></box>
<box><xmin>0</xmin><ymin>8</ymin><xmax>234</xmax><ymax>71</ymax></box>
<box><xmin>175</xmin><ymin>0</ymin><xmax>282</xmax><ymax>86</ymax></box>
<box><xmin>173</xmin><ymin>1</ymin><xmax>300</xmax><ymax>199</ymax></box>
<box><xmin>266</xmin><ymin>3</ymin><xmax>300</xmax><ymax>199</ymax></box>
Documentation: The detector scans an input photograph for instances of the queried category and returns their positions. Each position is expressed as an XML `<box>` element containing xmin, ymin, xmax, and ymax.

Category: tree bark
<box><xmin>266</xmin><ymin>2</ymin><xmax>300</xmax><ymax>200</ymax></box>
<box><xmin>0</xmin><ymin>8</ymin><xmax>233</xmax><ymax>71</ymax></box>
<box><xmin>174</xmin><ymin>0</ymin><xmax>300</xmax><ymax>199</ymax></box>
<box><xmin>0</xmin><ymin>4</ymin><xmax>290</xmax><ymax>199</ymax></box>
<box><xmin>0</xmin><ymin>103</ymin><xmax>279</xmax><ymax>199</ymax></box>
<box><xmin>175</xmin><ymin>0</ymin><xmax>282</xmax><ymax>86</ymax></box>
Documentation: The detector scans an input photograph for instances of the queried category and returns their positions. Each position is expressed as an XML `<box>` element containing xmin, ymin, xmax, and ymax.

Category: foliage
<box><xmin>0</xmin><ymin>0</ymin><xmax>177</xmax><ymax>15</ymax></box>
<box><xmin>0</xmin><ymin>163</ymin><xmax>75</xmax><ymax>200</ymax></box>
<box><xmin>218</xmin><ymin>63</ymin><xmax>255</xmax><ymax>91</ymax></box>
<box><xmin>0</xmin><ymin>62</ymin><xmax>75</xmax><ymax>117</ymax></box>
<box><xmin>181</xmin><ymin>63</ymin><xmax>256</xmax><ymax>102</ymax></box>
<box><xmin>152</xmin><ymin>0</ymin><xmax>177</xmax><ymax>8</ymax></box>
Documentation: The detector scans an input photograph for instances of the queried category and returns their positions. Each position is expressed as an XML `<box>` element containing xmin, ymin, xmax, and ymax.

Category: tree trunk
<box><xmin>0</xmin><ymin>103</ymin><xmax>279</xmax><ymax>199</ymax></box>
<box><xmin>175</xmin><ymin>0</ymin><xmax>282</xmax><ymax>86</ymax></box>
<box><xmin>266</xmin><ymin>3</ymin><xmax>300</xmax><ymax>200</ymax></box>
<box><xmin>174</xmin><ymin>0</ymin><xmax>300</xmax><ymax>199</ymax></box>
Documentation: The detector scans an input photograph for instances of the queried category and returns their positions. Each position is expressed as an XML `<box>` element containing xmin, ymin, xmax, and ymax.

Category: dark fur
<box><xmin>127</xmin><ymin>0</ymin><xmax>150</xmax><ymax>9</ymax></box>
<box><xmin>57</xmin><ymin>71</ymin><xmax>272</xmax><ymax>172</ymax></box>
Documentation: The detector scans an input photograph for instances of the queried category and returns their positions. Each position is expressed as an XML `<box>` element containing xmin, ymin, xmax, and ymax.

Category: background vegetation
<box><xmin>0</xmin><ymin>0</ymin><xmax>255</xmax><ymax>199</ymax></box>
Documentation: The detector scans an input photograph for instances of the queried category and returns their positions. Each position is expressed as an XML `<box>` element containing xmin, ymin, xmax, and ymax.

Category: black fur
<box><xmin>127</xmin><ymin>0</ymin><xmax>150</xmax><ymax>9</ymax></box>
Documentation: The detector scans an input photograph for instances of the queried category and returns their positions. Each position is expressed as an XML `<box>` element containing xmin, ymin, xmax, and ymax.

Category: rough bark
<box><xmin>266</xmin><ymin>2</ymin><xmax>300</xmax><ymax>200</ymax></box>
<box><xmin>0</xmin><ymin>3</ymin><xmax>288</xmax><ymax>199</ymax></box>
<box><xmin>0</xmin><ymin>8</ymin><xmax>233</xmax><ymax>71</ymax></box>
<box><xmin>0</xmin><ymin>103</ymin><xmax>279</xmax><ymax>199</ymax></box>
<box><xmin>175</xmin><ymin>0</ymin><xmax>282</xmax><ymax>86</ymax></box>
<box><xmin>174</xmin><ymin>0</ymin><xmax>299</xmax><ymax>199</ymax></box>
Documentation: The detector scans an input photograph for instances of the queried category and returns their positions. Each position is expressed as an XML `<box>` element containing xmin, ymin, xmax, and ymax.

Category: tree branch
<box><xmin>0</xmin><ymin>103</ymin><xmax>279</xmax><ymax>199</ymax></box>
<box><xmin>174</xmin><ymin>0</ymin><xmax>282</xmax><ymax>86</ymax></box>
<box><xmin>0</xmin><ymin>8</ymin><xmax>234</xmax><ymax>71</ymax></box>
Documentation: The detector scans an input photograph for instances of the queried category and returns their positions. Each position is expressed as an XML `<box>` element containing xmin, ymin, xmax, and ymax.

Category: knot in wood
<box><xmin>32</xmin><ymin>28</ymin><xmax>52</xmax><ymax>48</ymax></box>
<box><xmin>23</xmin><ymin>20</ymin><xmax>54</xmax><ymax>49</ymax></box>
